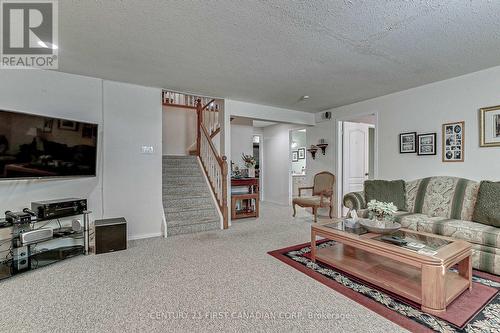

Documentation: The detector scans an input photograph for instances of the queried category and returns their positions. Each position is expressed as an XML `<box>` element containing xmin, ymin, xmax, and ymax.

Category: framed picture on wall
<box><xmin>442</xmin><ymin>121</ymin><xmax>465</xmax><ymax>162</ymax></box>
<box><xmin>479</xmin><ymin>105</ymin><xmax>500</xmax><ymax>147</ymax></box>
<box><xmin>292</xmin><ymin>151</ymin><xmax>298</xmax><ymax>162</ymax></box>
<box><xmin>399</xmin><ymin>132</ymin><xmax>417</xmax><ymax>153</ymax></box>
<box><xmin>417</xmin><ymin>133</ymin><xmax>436</xmax><ymax>156</ymax></box>
<box><xmin>298</xmin><ymin>147</ymin><xmax>305</xmax><ymax>159</ymax></box>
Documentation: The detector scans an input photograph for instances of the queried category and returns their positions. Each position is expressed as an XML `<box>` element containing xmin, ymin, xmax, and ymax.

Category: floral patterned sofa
<box><xmin>343</xmin><ymin>176</ymin><xmax>500</xmax><ymax>275</ymax></box>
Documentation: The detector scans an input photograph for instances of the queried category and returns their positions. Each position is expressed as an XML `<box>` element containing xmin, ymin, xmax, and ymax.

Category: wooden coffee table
<box><xmin>311</xmin><ymin>220</ymin><xmax>472</xmax><ymax>314</ymax></box>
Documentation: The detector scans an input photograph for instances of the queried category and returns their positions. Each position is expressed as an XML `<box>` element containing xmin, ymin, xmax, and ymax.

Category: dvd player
<box><xmin>31</xmin><ymin>198</ymin><xmax>87</xmax><ymax>220</ymax></box>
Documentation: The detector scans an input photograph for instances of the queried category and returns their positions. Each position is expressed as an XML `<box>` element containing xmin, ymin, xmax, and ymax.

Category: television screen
<box><xmin>0</xmin><ymin>110</ymin><xmax>98</xmax><ymax>179</ymax></box>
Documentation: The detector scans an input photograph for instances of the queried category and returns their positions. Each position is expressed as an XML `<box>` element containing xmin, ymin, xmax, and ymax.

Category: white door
<box><xmin>342</xmin><ymin>122</ymin><xmax>370</xmax><ymax>215</ymax></box>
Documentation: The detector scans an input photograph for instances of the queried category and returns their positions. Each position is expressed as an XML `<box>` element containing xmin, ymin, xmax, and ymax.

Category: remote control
<box><xmin>381</xmin><ymin>235</ymin><xmax>408</xmax><ymax>245</ymax></box>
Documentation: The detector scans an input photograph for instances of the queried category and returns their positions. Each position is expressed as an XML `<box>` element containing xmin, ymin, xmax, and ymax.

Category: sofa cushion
<box><xmin>393</xmin><ymin>212</ymin><xmax>428</xmax><ymax>230</ymax></box>
<box><xmin>417</xmin><ymin>218</ymin><xmax>500</xmax><ymax>249</ymax></box>
<box><xmin>472</xmin><ymin>181</ymin><xmax>500</xmax><ymax>227</ymax></box>
<box><xmin>364</xmin><ymin>180</ymin><xmax>406</xmax><ymax>211</ymax></box>
<box><xmin>406</xmin><ymin>177</ymin><xmax>479</xmax><ymax>220</ymax></box>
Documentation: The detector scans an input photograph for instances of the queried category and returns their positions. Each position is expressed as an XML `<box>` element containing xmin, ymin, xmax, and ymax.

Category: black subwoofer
<box><xmin>94</xmin><ymin>217</ymin><xmax>127</xmax><ymax>254</ymax></box>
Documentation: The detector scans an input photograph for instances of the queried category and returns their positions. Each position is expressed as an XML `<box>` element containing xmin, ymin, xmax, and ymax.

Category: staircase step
<box><xmin>164</xmin><ymin>197</ymin><xmax>214</xmax><ymax>210</ymax></box>
<box><xmin>165</xmin><ymin>208</ymin><xmax>219</xmax><ymax>223</ymax></box>
<box><xmin>163</xmin><ymin>155</ymin><xmax>196</xmax><ymax>159</ymax></box>
<box><xmin>163</xmin><ymin>177</ymin><xmax>206</xmax><ymax>186</ymax></box>
<box><xmin>162</xmin><ymin>168</ymin><xmax>202</xmax><ymax>176</ymax></box>
<box><xmin>162</xmin><ymin>155</ymin><xmax>220</xmax><ymax>237</ymax></box>
<box><xmin>163</xmin><ymin>202</ymin><xmax>215</xmax><ymax>213</ymax></box>
<box><xmin>162</xmin><ymin>185</ymin><xmax>211</xmax><ymax>196</ymax></box>
<box><xmin>167</xmin><ymin>216</ymin><xmax>219</xmax><ymax>228</ymax></box>
<box><xmin>167</xmin><ymin>220</ymin><xmax>220</xmax><ymax>236</ymax></box>
<box><xmin>162</xmin><ymin>193</ymin><xmax>212</xmax><ymax>201</ymax></box>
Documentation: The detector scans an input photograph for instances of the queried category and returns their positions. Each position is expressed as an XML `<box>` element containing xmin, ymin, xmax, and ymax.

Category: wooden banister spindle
<box><xmin>221</xmin><ymin>156</ymin><xmax>228</xmax><ymax>229</ymax></box>
<box><xmin>196</xmin><ymin>98</ymin><xmax>202</xmax><ymax>155</ymax></box>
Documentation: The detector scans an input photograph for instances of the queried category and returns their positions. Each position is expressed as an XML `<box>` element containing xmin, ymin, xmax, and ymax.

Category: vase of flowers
<box><xmin>241</xmin><ymin>153</ymin><xmax>256</xmax><ymax>178</ymax></box>
<box><xmin>367</xmin><ymin>200</ymin><xmax>397</xmax><ymax>222</ymax></box>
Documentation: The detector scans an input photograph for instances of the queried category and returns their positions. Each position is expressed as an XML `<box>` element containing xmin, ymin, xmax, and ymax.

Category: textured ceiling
<box><xmin>58</xmin><ymin>1</ymin><xmax>500</xmax><ymax>112</ymax></box>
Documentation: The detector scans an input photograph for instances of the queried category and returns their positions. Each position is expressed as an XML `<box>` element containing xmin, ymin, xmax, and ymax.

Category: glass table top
<box><xmin>322</xmin><ymin>220</ymin><xmax>450</xmax><ymax>255</ymax></box>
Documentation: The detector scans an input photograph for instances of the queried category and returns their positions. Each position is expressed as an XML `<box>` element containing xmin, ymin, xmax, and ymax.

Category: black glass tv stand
<box><xmin>0</xmin><ymin>212</ymin><xmax>91</xmax><ymax>281</ymax></box>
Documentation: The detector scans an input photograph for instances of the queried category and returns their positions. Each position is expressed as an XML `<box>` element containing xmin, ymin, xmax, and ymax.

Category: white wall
<box><xmin>305</xmin><ymin>119</ymin><xmax>335</xmax><ymax>185</ymax></box>
<box><xmin>262</xmin><ymin>124</ymin><xmax>303</xmax><ymax>206</ymax></box>
<box><xmin>327</xmin><ymin>65</ymin><xmax>500</xmax><ymax>182</ymax></box>
<box><xmin>102</xmin><ymin>81</ymin><xmax>163</xmax><ymax>239</ymax></box>
<box><xmin>230</xmin><ymin>118</ymin><xmax>254</xmax><ymax>169</ymax></box>
<box><xmin>308</xmin><ymin>65</ymin><xmax>500</xmax><ymax>216</ymax></box>
<box><xmin>225</xmin><ymin>99</ymin><xmax>315</xmax><ymax>125</ymax></box>
<box><xmin>162</xmin><ymin>106</ymin><xmax>197</xmax><ymax>155</ymax></box>
<box><xmin>0</xmin><ymin>69</ymin><xmax>104</xmax><ymax>217</ymax></box>
<box><xmin>0</xmin><ymin>69</ymin><xmax>163</xmax><ymax>240</ymax></box>
<box><xmin>223</xmin><ymin>99</ymin><xmax>315</xmax><ymax>221</ymax></box>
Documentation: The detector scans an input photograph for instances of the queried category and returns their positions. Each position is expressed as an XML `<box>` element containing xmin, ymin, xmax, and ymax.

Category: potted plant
<box><xmin>241</xmin><ymin>153</ymin><xmax>256</xmax><ymax>178</ymax></box>
<box><xmin>367</xmin><ymin>200</ymin><xmax>397</xmax><ymax>222</ymax></box>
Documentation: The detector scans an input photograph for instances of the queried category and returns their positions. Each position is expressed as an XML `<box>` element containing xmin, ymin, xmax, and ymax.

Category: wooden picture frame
<box><xmin>417</xmin><ymin>133</ymin><xmax>436</xmax><ymax>156</ymax></box>
<box><xmin>298</xmin><ymin>147</ymin><xmax>305</xmax><ymax>159</ymax></box>
<box><xmin>292</xmin><ymin>151</ymin><xmax>298</xmax><ymax>162</ymax></box>
<box><xmin>399</xmin><ymin>132</ymin><xmax>417</xmax><ymax>153</ymax></box>
<box><xmin>442</xmin><ymin>121</ymin><xmax>465</xmax><ymax>162</ymax></box>
<box><xmin>479</xmin><ymin>105</ymin><xmax>500</xmax><ymax>147</ymax></box>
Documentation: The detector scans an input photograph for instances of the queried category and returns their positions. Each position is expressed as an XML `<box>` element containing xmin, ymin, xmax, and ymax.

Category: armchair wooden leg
<box><xmin>313</xmin><ymin>207</ymin><xmax>317</xmax><ymax>223</ymax></box>
<box><xmin>292</xmin><ymin>203</ymin><xmax>297</xmax><ymax>217</ymax></box>
<box><xmin>329</xmin><ymin>204</ymin><xmax>333</xmax><ymax>218</ymax></box>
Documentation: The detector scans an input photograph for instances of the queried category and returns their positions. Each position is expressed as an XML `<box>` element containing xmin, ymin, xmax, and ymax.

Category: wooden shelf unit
<box><xmin>231</xmin><ymin>178</ymin><xmax>259</xmax><ymax>219</ymax></box>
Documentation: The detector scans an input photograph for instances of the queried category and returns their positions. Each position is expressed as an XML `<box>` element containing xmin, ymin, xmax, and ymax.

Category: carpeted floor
<box><xmin>0</xmin><ymin>203</ymin><xmax>407</xmax><ymax>332</ymax></box>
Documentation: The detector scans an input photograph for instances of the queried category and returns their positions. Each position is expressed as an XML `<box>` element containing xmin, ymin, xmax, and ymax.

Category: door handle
<box><xmin>364</xmin><ymin>173</ymin><xmax>369</xmax><ymax>176</ymax></box>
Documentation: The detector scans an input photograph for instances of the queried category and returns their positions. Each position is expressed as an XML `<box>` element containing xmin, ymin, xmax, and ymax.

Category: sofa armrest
<box><xmin>343</xmin><ymin>192</ymin><xmax>367</xmax><ymax>211</ymax></box>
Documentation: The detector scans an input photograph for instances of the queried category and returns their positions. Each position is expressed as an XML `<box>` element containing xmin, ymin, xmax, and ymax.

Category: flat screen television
<box><xmin>0</xmin><ymin>110</ymin><xmax>98</xmax><ymax>180</ymax></box>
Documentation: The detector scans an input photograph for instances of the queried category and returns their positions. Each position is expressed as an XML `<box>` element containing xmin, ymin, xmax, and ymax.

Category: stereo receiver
<box><xmin>31</xmin><ymin>198</ymin><xmax>87</xmax><ymax>220</ymax></box>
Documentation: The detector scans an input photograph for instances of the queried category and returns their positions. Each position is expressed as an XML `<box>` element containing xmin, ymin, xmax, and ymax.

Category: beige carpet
<box><xmin>0</xmin><ymin>203</ymin><xmax>407</xmax><ymax>332</ymax></box>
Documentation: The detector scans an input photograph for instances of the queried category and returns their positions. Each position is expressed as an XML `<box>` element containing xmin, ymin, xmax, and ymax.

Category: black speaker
<box><xmin>94</xmin><ymin>217</ymin><xmax>127</xmax><ymax>254</ymax></box>
<box><xmin>12</xmin><ymin>246</ymin><xmax>30</xmax><ymax>272</ymax></box>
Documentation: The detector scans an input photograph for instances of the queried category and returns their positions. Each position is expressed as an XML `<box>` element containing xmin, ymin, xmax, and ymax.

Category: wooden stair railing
<box><xmin>196</xmin><ymin>99</ymin><xmax>229</xmax><ymax>229</ymax></box>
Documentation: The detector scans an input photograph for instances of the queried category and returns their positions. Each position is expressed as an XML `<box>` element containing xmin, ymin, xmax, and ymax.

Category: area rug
<box><xmin>268</xmin><ymin>241</ymin><xmax>500</xmax><ymax>333</ymax></box>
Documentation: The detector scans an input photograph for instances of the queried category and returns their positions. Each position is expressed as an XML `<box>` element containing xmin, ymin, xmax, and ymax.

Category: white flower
<box><xmin>367</xmin><ymin>200</ymin><xmax>397</xmax><ymax>219</ymax></box>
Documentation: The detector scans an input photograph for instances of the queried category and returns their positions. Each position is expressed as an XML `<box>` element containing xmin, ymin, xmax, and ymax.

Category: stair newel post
<box><xmin>196</xmin><ymin>98</ymin><xmax>202</xmax><ymax>156</ymax></box>
<box><xmin>221</xmin><ymin>155</ymin><xmax>229</xmax><ymax>229</ymax></box>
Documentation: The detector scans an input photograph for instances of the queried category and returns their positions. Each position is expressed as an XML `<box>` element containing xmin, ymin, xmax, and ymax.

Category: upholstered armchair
<box><xmin>292</xmin><ymin>171</ymin><xmax>335</xmax><ymax>222</ymax></box>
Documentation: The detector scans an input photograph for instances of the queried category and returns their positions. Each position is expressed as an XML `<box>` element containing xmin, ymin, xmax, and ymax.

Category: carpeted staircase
<box><xmin>163</xmin><ymin>155</ymin><xmax>220</xmax><ymax>236</ymax></box>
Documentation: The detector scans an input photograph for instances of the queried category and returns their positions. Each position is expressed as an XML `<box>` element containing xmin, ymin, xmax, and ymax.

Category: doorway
<box><xmin>252</xmin><ymin>134</ymin><xmax>263</xmax><ymax>201</ymax></box>
<box><xmin>290</xmin><ymin>128</ymin><xmax>307</xmax><ymax>201</ymax></box>
<box><xmin>337</xmin><ymin>114</ymin><xmax>377</xmax><ymax>216</ymax></box>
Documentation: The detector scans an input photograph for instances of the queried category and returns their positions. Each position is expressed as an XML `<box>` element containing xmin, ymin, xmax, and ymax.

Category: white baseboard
<box><xmin>129</xmin><ymin>232</ymin><xmax>163</xmax><ymax>241</ymax></box>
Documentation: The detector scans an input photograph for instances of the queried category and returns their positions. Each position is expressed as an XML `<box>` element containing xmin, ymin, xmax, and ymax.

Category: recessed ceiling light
<box><xmin>301</xmin><ymin>95</ymin><xmax>310</xmax><ymax>101</ymax></box>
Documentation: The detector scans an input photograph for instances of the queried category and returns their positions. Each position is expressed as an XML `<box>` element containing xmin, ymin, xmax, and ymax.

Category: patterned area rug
<box><xmin>268</xmin><ymin>241</ymin><xmax>500</xmax><ymax>333</ymax></box>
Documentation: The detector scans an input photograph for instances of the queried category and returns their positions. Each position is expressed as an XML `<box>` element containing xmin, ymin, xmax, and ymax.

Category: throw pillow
<box><xmin>364</xmin><ymin>180</ymin><xmax>406</xmax><ymax>211</ymax></box>
<box><xmin>473</xmin><ymin>181</ymin><xmax>500</xmax><ymax>227</ymax></box>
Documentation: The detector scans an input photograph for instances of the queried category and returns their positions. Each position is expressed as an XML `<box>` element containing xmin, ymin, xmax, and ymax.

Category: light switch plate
<box><xmin>141</xmin><ymin>145</ymin><xmax>154</xmax><ymax>154</ymax></box>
